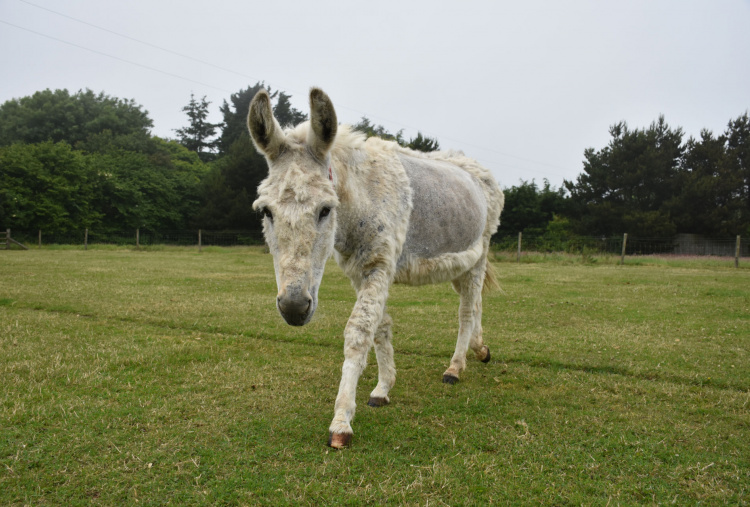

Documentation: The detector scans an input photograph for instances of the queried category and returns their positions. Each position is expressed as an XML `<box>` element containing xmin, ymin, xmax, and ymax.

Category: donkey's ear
<box><xmin>248</xmin><ymin>90</ymin><xmax>286</xmax><ymax>161</ymax></box>
<box><xmin>307</xmin><ymin>88</ymin><xmax>337</xmax><ymax>160</ymax></box>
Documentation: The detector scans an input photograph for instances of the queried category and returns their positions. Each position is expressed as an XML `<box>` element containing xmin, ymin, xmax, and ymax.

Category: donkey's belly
<box><xmin>395</xmin><ymin>154</ymin><xmax>487</xmax><ymax>280</ymax></box>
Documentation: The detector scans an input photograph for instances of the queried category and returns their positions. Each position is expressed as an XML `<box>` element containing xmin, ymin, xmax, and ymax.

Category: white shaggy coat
<box><xmin>248</xmin><ymin>88</ymin><xmax>504</xmax><ymax>448</ymax></box>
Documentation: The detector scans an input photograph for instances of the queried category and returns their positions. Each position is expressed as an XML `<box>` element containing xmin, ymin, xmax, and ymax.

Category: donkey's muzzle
<box><xmin>277</xmin><ymin>288</ymin><xmax>313</xmax><ymax>327</ymax></box>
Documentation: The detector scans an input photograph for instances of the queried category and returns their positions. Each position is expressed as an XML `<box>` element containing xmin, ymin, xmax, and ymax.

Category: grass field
<box><xmin>1</xmin><ymin>248</ymin><xmax>749</xmax><ymax>505</ymax></box>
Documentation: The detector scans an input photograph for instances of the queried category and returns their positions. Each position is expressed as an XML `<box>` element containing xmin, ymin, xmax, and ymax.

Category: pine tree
<box><xmin>174</xmin><ymin>94</ymin><xmax>220</xmax><ymax>162</ymax></box>
<box><xmin>724</xmin><ymin>112</ymin><xmax>750</xmax><ymax>234</ymax></box>
<box><xmin>564</xmin><ymin>116</ymin><xmax>684</xmax><ymax>237</ymax></box>
<box><xmin>194</xmin><ymin>83</ymin><xmax>306</xmax><ymax>230</ymax></box>
<box><xmin>353</xmin><ymin>117</ymin><xmax>440</xmax><ymax>152</ymax></box>
<box><xmin>407</xmin><ymin>132</ymin><xmax>440</xmax><ymax>152</ymax></box>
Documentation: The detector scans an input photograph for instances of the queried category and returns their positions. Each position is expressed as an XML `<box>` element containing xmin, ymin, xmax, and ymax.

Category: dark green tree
<box><xmin>564</xmin><ymin>116</ymin><xmax>684</xmax><ymax>237</ymax></box>
<box><xmin>724</xmin><ymin>112</ymin><xmax>750</xmax><ymax>234</ymax></box>
<box><xmin>406</xmin><ymin>132</ymin><xmax>440</xmax><ymax>152</ymax></box>
<box><xmin>216</xmin><ymin>84</ymin><xmax>264</xmax><ymax>157</ymax></box>
<box><xmin>0</xmin><ymin>89</ymin><xmax>153</xmax><ymax>147</ymax></box>
<box><xmin>196</xmin><ymin>83</ymin><xmax>306</xmax><ymax>230</ymax></box>
<box><xmin>217</xmin><ymin>83</ymin><xmax>305</xmax><ymax>156</ymax></box>
<box><xmin>174</xmin><ymin>94</ymin><xmax>220</xmax><ymax>162</ymax></box>
<box><xmin>671</xmin><ymin>129</ymin><xmax>732</xmax><ymax>235</ymax></box>
<box><xmin>0</xmin><ymin>136</ymin><xmax>208</xmax><ymax>233</ymax></box>
<box><xmin>272</xmin><ymin>91</ymin><xmax>308</xmax><ymax>129</ymax></box>
<box><xmin>499</xmin><ymin>180</ymin><xmax>568</xmax><ymax>235</ymax></box>
<box><xmin>353</xmin><ymin>117</ymin><xmax>404</xmax><ymax>144</ymax></box>
<box><xmin>0</xmin><ymin>141</ymin><xmax>101</xmax><ymax>232</ymax></box>
<box><xmin>86</xmin><ymin>137</ymin><xmax>208</xmax><ymax>231</ymax></box>
<box><xmin>352</xmin><ymin>117</ymin><xmax>440</xmax><ymax>152</ymax></box>
<box><xmin>193</xmin><ymin>139</ymin><xmax>265</xmax><ymax>230</ymax></box>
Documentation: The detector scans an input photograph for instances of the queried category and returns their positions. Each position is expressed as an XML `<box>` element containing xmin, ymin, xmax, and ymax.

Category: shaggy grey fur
<box><xmin>397</xmin><ymin>153</ymin><xmax>487</xmax><ymax>265</ymax></box>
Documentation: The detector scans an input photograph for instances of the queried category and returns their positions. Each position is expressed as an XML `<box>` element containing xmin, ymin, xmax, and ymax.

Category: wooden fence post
<box><xmin>198</xmin><ymin>229</ymin><xmax>202</xmax><ymax>252</ymax></box>
<box><xmin>3</xmin><ymin>229</ymin><xmax>28</xmax><ymax>250</ymax></box>
<box><xmin>84</xmin><ymin>228</ymin><xmax>88</xmax><ymax>250</ymax></box>
<box><xmin>38</xmin><ymin>229</ymin><xmax>42</xmax><ymax>248</ymax></box>
<box><xmin>620</xmin><ymin>233</ymin><xmax>628</xmax><ymax>265</ymax></box>
<box><xmin>136</xmin><ymin>228</ymin><xmax>140</xmax><ymax>248</ymax></box>
<box><xmin>517</xmin><ymin>231</ymin><xmax>522</xmax><ymax>263</ymax></box>
<box><xmin>736</xmin><ymin>235</ymin><xmax>741</xmax><ymax>268</ymax></box>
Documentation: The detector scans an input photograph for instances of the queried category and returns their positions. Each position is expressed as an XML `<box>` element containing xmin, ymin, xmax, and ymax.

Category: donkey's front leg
<box><xmin>328</xmin><ymin>270</ymin><xmax>390</xmax><ymax>449</ymax></box>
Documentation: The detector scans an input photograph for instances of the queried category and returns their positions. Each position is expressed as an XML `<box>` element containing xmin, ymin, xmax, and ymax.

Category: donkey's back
<box><xmin>394</xmin><ymin>148</ymin><xmax>503</xmax><ymax>287</ymax></box>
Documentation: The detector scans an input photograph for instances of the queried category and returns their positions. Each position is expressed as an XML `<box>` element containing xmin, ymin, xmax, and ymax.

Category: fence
<box><xmin>4</xmin><ymin>228</ymin><xmax>748</xmax><ymax>265</ymax></box>
<box><xmin>493</xmin><ymin>232</ymin><xmax>747</xmax><ymax>266</ymax></box>
<box><xmin>5</xmin><ymin>228</ymin><xmax>265</xmax><ymax>249</ymax></box>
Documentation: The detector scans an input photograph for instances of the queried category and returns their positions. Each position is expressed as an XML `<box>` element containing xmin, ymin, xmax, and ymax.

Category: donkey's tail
<box><xmin>482</xmin><ymin>257</ymin><xmax>501</xmax><ymax>294</ymax></box>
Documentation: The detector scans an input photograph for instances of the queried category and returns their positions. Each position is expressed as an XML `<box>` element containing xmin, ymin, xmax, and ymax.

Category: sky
<box><xmin>1</xmin><ymin>0</ymin><xmax>749</xmax><ymax>189</ymax></box>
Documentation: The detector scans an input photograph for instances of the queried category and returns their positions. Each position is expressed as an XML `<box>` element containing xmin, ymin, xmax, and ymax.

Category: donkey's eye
<box><xmin>261</xmin><ymin>208</ymin><xmax>273</xmax><ymax>222</ymax></box>
<box><xmin>319</xmin><ymin>207</ymin><xmax>331</xmax><ymax>221</ymax></box>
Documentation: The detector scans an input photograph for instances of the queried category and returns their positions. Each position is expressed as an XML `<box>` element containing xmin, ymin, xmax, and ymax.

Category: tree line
<box><xmin>0</xmin><ymin>84</ymin><xmax>440</xmax><ymax>235</ymax></box>
<box><xmin>503</xmin><ymin>115</ymin><xmax>749</xmax><ymax>239</ymax></box>
<box><xmin>1</xmin><ymin>85</ymin><xmax>748</xmax><ymax>238</ymax></box>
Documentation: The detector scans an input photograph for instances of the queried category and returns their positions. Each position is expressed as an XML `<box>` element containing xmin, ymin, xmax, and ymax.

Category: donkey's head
<box><xmin>249</xmin><ymin>88</ymin><xmax>339</xmax><ymax>326</ymax></box>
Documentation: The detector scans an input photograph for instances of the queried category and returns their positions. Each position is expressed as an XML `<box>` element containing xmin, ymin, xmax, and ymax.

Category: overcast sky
<box><xmin>1</xmin><ymin>0</ymin><xmax>749</xmax><ymax>188</ymax></box>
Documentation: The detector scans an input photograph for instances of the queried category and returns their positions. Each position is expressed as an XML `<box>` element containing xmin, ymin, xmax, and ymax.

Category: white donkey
<box><xmin>248</xmin><ymin>88</ymin><xmax>504</xmax><ymax>448</ymax></box>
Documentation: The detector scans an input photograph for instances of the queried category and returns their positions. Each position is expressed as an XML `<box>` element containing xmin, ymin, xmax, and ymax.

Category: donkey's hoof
<box><xmin>480</xmin><ymin>346</ymin><xmax>491</xmax><ymax>363</ymax></box>
<box><xmin>328</xmin><ymin>432</ymin><xmax>352</xmax><ymax>449</ymax></box>
<box><xmin>367</xmin><ymin>396</ymin><xmax>389</xmax><ymax>407</ymax></box>
<box><xmin>442</xmin><ymin>373</ymin><xmax>459</xmax><ymax>385</ymax></box>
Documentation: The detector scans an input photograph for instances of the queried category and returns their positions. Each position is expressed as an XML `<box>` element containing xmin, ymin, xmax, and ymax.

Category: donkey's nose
<box><xmin>276</xmin><ymin>289</ymin><xmax>313</xmax><ymax>326</ymax></box>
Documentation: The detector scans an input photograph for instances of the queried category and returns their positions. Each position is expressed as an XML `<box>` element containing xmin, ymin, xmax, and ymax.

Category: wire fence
<box><xmin>5</xmin><ymin>228</ymin><xmax>265</xmax><ymax>248</ymax></box>
<box><xmin>492</xmin><ymin>233</ymin><xmax>748</xmax><ymax>258</ymax></box>
<box><xmin>4</xmin><ymin>228</ymin><xmax>748</xmax><ymax>261</ymax></box>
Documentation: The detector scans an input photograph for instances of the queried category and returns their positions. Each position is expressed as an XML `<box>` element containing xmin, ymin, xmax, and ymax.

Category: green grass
<box><xmin>1</xmin><ymin>248</ymin><xmax>749</xmax><ymax>504</ymax></box>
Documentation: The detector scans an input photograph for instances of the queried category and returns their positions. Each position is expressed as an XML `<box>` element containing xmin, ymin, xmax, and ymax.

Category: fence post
<box><xmin>136</xmin><ymin>228</ymin><xmax>140</xmax><ymax>248</ymax></box>
<box><xmin>736</xmin><ymin>235</ymin><xmax>741</xmax><ymax>268</ymax></box>
<box><xmin>620</xmin><ymin>233</ymin><xmax>628</xmax><ymax>265</ymax></box>
<box><xmin>38</xmin><ymin>229</ymin><xmax>42</xmax><ymax>248</ymax></box>
<box><xmin>84</xmin><ymin>228</ymin><xmax>88</xmax><ymax>250</ymax></box>
<box><xmin>198</xmin><ymin>229</ymin><xmax>202</xmax><ymax>252</ymax></box>
<box><xmin>3</xmin><ymin>229</ymin><xmax>28</xmax><ymax>250</ymax></box>
<box><xmin>517</xmin><ymin>231</ymin><xmax>522</xmax><ymax>263</ymax></box>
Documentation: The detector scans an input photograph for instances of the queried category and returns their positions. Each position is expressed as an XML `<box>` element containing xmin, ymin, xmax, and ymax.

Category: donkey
<box><xmin>248</xmin><ymin>88</ymin><xmax>504</xmax><ymax>448</ymax></box>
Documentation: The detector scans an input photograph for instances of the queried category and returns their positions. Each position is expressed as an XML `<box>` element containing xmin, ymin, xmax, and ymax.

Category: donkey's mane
<box><xmin>285</xmin><ymin>123</ymin><xmax>367</xmax><ymax>163</ymax></box>
<box><xmin>284</xmin><ymin>122</ymin><xmax>484</xmax><ymax>178</ymax></box>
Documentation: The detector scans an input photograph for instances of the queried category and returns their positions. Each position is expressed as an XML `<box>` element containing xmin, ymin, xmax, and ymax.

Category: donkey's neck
<box><xmin>328</xmin><ymin>131</ymin><xmax>407</xmax><ymax>213</ymax></box>
<box><xmin>330</xmin><ymin>152</ymin><xmax>356</xmax><ymax>210</ymax></box>
<box><xmin>328</xmin><ymin>129</ymin><xmax>369</xmax><ymax>208</ymax></box>
<box><xmin>328</xmin><ymin>133</ymin><xmax>413</xmax><ymax>272</ymax></box>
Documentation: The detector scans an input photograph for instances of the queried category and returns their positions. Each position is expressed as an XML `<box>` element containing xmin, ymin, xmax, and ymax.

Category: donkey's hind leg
<box><xmin>443</xmin><ymin>258</ymin><xmax>489</xmax><ymax>384</ymax></box>
<box><xmin>469</xmin><ymin>297</ymin><xmax>491</xmax><ymax>363</ymax></box>
<box><xmin>368</xmin><ymin>311</ymin><xmax>396</xmax><ymax>407</ymax></box>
